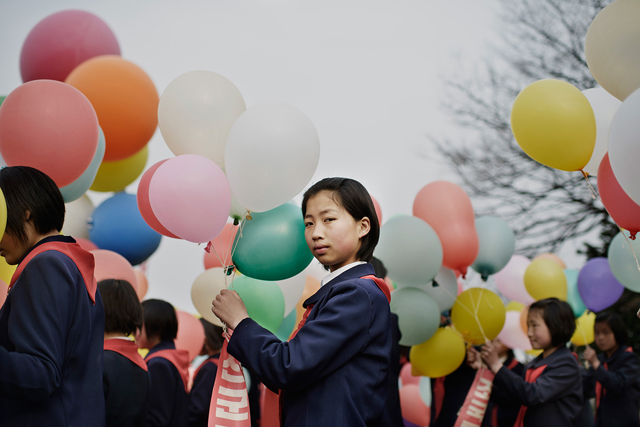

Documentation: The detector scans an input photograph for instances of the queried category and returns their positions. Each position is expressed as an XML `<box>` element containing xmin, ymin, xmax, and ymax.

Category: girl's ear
<box><xmin>358</xmin><ymin>216</ymin><xmax>371</xmax><ymax>238</ymax></box>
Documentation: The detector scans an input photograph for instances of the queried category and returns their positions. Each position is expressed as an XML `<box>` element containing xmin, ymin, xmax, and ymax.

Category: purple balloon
<box><xmin>578</xmin><ymin>257</ymin><xmax>625</xmax><ymax>312</ymax></box>
<box><xmin>403</xmin><ymin>420</ymin><xmax>422</xmax><ymax>427</ymax></box>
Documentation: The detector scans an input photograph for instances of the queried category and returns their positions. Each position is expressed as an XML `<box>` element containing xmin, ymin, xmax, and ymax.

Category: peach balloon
<box><xmin>134</xmin><ymin>268</ymin><xmax>148</xmax><ymax>301</ymax></box>
<box><xmin>0</xmin><ymin>279</ymin><xmax>7</xmax><ymax>309</ymax></box>
<box><xmin>520</xmin><ymin>306</ymin><xmax>529</xmax><ymax>334</ymax></box>
<box><xmin>175</xmin><ymin>310</ymin><xmax>205</xmax><ymax>362</ymax></box>
<box><xmin>203</xmin><ymin>224</ymin><xmax>238</xmax><ymax>270</ymax></box>
<box><xmin>293</xmin><ymin>276</ymin><xmax>321</xmax><ymax>331</ymax></box>
<box><xmin>413</xmin><ymin>181</ymin><xmax>478</xmax><ymax>276</ymax></box>
<box><xmin>371</xmin><ymin>196</ymin><xmax>383</xmax><ymax>225</ymax></box>
<box><xmin>400</xmin><ymin>384</ymin><xmax>431</xmax><ymax>426</ymax></box>
<box><xmin>400</xmin><ymin>363</ymin><xmax>421</xmax><ymax>387</ymax></box>
<box><xmin>91</xmin><ymin>249</ymin><xmax>137</xmax><ymax>291</ymax></box>
<box><xmin>533</xmin><ymin>253</ymin><xmax>566</xmax><ymax>269</ymax></box>
<box><xmin>75</xmin><ymin>237</ymin><xmax>98</xmax><ymax>252</ymax></box>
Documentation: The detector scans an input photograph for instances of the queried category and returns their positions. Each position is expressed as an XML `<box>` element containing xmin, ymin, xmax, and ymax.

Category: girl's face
<box><xmin>135</xmin><ymin>325</ymin><xmax>150</xmax><ymax>349</ymax></box>
<box><xmin>594</xmin><ymin>322</ymin><xmax>618</xmax><ymax>354</ymax></box>
<box><xmin>304</xmin><ymin>191</ymin><xmax>370</xmax><ymax>272</ymax></box>
<box><xmin>527</xmin><ymin>309</ymin><xmax>553</xmax><ymax>351</ymax></box>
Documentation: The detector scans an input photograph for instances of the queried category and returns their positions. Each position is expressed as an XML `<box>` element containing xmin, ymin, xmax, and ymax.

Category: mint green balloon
<box><xmin>608</xmin><ymin>232</ymin><xmax>640</xmax><ymax>292</ymax></box>
<box><xmin>565</xmin><ymin>269</ymin><xmax>586</xmax><ymax>317</ymax></box>
<box><xmin>233</xmin><ymin>202</ymin><xmax>313</xmax><ymax>281</ymax></box>
<box><xmin>0</xmin><ymin>96</ymin><xmax>5</xmax><ymax>107</ymax></box>
<box><xmin>390</xmin><ymin>287</ymin><xmax>440</xmax><ymax>346</ymax></box>
<box><xmin>230</xmin><ymin>275</ymin><xmax>285</xmax><ymax>333</ymax></box>
<box><xmin>471</xmin><ymin>216</ymin><xmax>516</xmax><ymax>281</ymax></box>
<box><xmin>274</xmin><ymin>308</ymin><xmax>297</xmax><ymax>341</ymax></box>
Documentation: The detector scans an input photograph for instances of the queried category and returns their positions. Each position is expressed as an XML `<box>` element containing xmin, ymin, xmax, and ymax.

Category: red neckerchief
<box><xmin>104</xmin><ymin>338</ymin><xmax>148</xmax><ymax>371</ymax></box>
<box><xmin>194</xmin><ymin>354</ymin><xmax>220</xmax><ymax>380</ymax></box>
<box><xmin>513</xmin><ymin>365</ymin><xmax>547</xmax><ymax>427</ymax></box>
<box><xmin>596</xmin><ymin>346</ymin><xmax>634</xmax><ymax>413</ymax></box>
<box><xmin>9</xmin><ymin>240</ymin><xmax>97</xmax><ymax>304</ymax></box>
<box><xmin>146</xmin><ymin>349</ymin><xmax>191</xmax><ymax>392</ymax></box>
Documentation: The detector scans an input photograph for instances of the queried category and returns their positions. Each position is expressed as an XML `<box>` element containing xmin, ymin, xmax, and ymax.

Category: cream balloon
<box><xmin>277</xmin><ymin>270</ymin><xmax>307</xmax><ymax>316</ymax></box>
<box><xmin>585</xmin><ymin>0</ymin><xmax>640</xmax><ymax>101</ymax></box>
<box><xmin>158</xmin><ymin>71</ymin><xmax>246</xmax><ymax>168</ymax></box>
<box><xmin>62</xmin><ymin>194</ymin><xmax>93</xmax><ymax>239</ymax></box>
<box><xmin>581</xmin><ymin>88</ymin><xmax>621</xmax><ymax>176</ymax></box>
<box><xmin>191</xmin><ymin>267</ymin><xmax>229</xmax><ymax>327</ymax></box>
<box><xmin>609</xmin><ymin>89</ymin><xmax>640</xmax><ymax>206</ymax></box>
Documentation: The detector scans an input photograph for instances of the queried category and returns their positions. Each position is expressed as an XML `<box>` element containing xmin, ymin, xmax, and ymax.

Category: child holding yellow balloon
<box><xmin>480</xmin><ymin>298</ymin><xmax>583</xmax><ymax>427</ymax></box>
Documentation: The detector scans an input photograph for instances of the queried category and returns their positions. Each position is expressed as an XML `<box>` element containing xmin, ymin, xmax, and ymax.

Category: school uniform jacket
<box><xmin>493</xmin><ymin>346</ymin><xmax>583</xmax><ymax>427</ymax></box>
<box><xmin>188</xmin><ymin>354</ymin><xmax>220</xmax><ymax>427</ymax></box>
<box><xmin>429</xmin><ymin>360</ymin><xmax>477</xmax><ymax>427</ymax></box>
<box><xmin>583</xmin><ymin>345</ymin><xmax>640</xmax><ymax>427</ymax></box>
<box><xmin>228</xmin><ymin>263</ymin><xmax>392</xmax><ymax>427</ymax></box>
<box><xmin>0</xmin><ymin>235</ymin><xmax>106</xmax><ymax>427</ymax></box>
<box><xmin>484</xmin><ymin>355</ymin><xmax>524</xmax><ymax>427</ymax></box>
<box><xmin>145</xmin><ymin>341</ymin><xmax>189</xmax><ymax>427</ymax></box>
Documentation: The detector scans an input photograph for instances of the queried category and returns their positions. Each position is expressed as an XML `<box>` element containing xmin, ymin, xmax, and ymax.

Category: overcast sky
<box><xmin>0</xmin><ymin>0</ymin><xmax>523</xmax><ymax>312</ymax></box>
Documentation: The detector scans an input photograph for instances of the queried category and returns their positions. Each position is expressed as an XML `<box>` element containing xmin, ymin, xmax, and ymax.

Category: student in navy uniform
<box><xmin>212</xmin><ymin>177</ymin><xmax>392</xmax><ymax>427</ymax></box>
<box><xmin>137</xmin><ymin>299</ymin><xmax>189</xmax><ymax>427</ymax></box>
<box><xmin>481</xmin><ymin>298</ymin><xmax>583</xmax><ymax>427</ymax></box>
<box><xmin>429</xmin><ymin>354</ymin><xmax>477</xmax><ymax>427</ymax></box>
<box><xmin>0</xmin><ymin>166</ymin><xmax>105</xmax><ymax>427</ymax></box>
<box><xmin>100</xmin><ymin>279</ymin><xmax>150</xmax><ymax>427</ymax></box>
<box><xmin>189</xmin><ymin>318</ymin><xmax>224</xmax><ymax>427</ymax></box>
<box><xmin>583</xmin><ymin>312</ymin><xmax>640</xmax><ymax>427</ymax></box>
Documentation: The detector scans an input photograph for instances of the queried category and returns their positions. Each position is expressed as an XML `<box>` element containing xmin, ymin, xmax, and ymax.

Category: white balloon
<box><xmin>224</xmin><ymin>102</ymin><xmax>320</xmax><ymax>212</ymax></box>
<box><xmin>609</xmin><ymin>88</ymin><xmax>640</xmax><ymax>206</ymax></box>
<box><xmin>581</xmin><ymin>88</ymin><xmax>621</xmax><ymax>175</ymax></box>
<box><xmin>191</xmin><ymin>267</ymin><xmax>229</xmax><ymax>327</ymax></box>
<box><xmin>229</xmin><ymin>190</ymin><xmax>247</xmax><ymax>222</ymax></box>
<box><xmin>422</xmin><ymin>267</ymin><xmax>458</xmax><ymax>312</ymax></box>
<box><xmin>277</xmin><ymin>270</ymin><xmax>307</xmax><ymax>316</ymax></box>
<box><xmin>497</xmin><ymin>311</ymin><xmax>532</xmax><ymax>351</ymax></box>
<box><xmin>158</xmin><ymin>71</ymin><xmax>246</xmax><ymax>168</ymax></box>
<box><xmin>63</xmin><ymin>194</ymin><xmax>94</xmax><ymax>239</ymax></box>
<box><xmin>585</xmin><ymin>0</ymin><xmax>640</xmax><ymax>101</ymax></box>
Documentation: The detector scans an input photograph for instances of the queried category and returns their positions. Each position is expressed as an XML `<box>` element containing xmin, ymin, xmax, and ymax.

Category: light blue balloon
<box><xmin>374</xmin><ymin>215</ymin><xmax>443</xmax><ymax>286</ymax></box>
<box><xmin>608</xmin><ymin>232</ymin><xmax>640</xmax><ymax>292</ymax></box>
<box><xmin>390</xmin><ymin>287</ymin><xmax>440</xmax><ymax>346</ymax></box>
<box><xmin>418</xmin><ymin>376</ymin><xmax>432</xmax><ymax>406</ymax></box>
<box><xmin>565</xmin><ymin>269</ymin><xmax>587</xmax><ymax>317</ymax></box>
<box><xmin>60</xmin><ymin>127</ymin><xmax>105</xmax><ymax>202</ymax></box>
<box><xmin>274</xmin><ymin>307</ymin><xmax>297</xmax><ymax>341</ymax></box>
<box><xmin>471</xmin><ymin>216</ymin><xmax>516</xmax><ymax>280</ymax></box>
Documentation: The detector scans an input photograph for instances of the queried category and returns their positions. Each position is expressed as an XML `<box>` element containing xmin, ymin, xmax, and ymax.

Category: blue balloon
<box><xmin>564</xmin><ymin>269</ymin><xmax>587</xmax><ymax>317</ymax></box>
<box><xmin>60</xmin><ymin>127</ymin><xmax>106</xmax><ymax>203</ymax></box>
<box><xmin>471</xmin><ymin>216</ymin><xmax>516</xmax><ymax>280</ymax></box>
<box><xmin>89</xmin><ymin>192</ymin><xmax>161</xmax><ymax>265</ymax></box>
<box><xmin>608</xmin><ymin>232</ymin><xmax>640</xmax><ymax>292</ymax></box>
<box><xmin>578</xmin><ymin>257</ymin><xmax>624</xmax><ymax>312</ymax></box>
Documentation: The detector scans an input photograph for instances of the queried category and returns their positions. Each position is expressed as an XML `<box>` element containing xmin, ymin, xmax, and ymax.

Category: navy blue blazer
<box><xmin>228</xmin><ymin>263</ymin><xmax>392</xmax><ymax>427</ymax></box>
<box><xmin>145</xmin><ymin>341</ymin><xmax>189</xmax><ymax>427</ymax></box>
<box><xmin>0</xmin><ymin>236</ymin><xmax>106</xmax><ymax>427</ymax></box>
<box><xmin>189</xmin><ymin>354</ymin><xmax>219</xmax><ymax>427</ymax></box>
<box><xmin>104</xmin><ymin>349</ymin><xmax>150</xmax><ymax>427</ymax></box>
<box><xmin>493</xmin><ymin>346</ymin><xmax>583</xmax><ymax>427</ymax></box>
<box><xmin>583</xmin><ymin>346</ymin><xmax>640</xmax><ymax>427</ymax></box>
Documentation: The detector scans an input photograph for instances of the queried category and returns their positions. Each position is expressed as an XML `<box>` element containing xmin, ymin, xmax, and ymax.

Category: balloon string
<box><xmin>581</xmin><ymin>171</ymin><xmax>598</xmax><ymax>200</ymax></box>
<box><xmin>441</xmin><ymin>279</ymin><xmax>490</xmax><ymax>345</ymax></box>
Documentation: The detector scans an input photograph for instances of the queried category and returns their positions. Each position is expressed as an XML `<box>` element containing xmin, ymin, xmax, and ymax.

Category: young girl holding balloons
<box><xmin>582</xmin><ymin>312</ymin><xmax>640</xmax><ymax>427</ymax></box>
<box><xmin>480</xmin><ymin>298</ymin><xmax>583</xmax><ymax>427</ymax></box>
<box><xmin>212</xmin><ymin>177</ymin><xmax>392</xmax><ymax>427</ymax></box>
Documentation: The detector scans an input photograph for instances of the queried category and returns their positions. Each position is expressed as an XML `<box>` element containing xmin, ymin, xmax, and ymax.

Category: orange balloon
<box><xmin>520</xmin><ymin>306</ymin><xmax>529</xmax><ymax>335</ymax></box>
<box><xmin>91</xmin><ymin>249</ymin><xmax>138</xmax><ymax>291</ymax></box>
<box><xmin>134</xmin><ymin>268</ymin><xmax>148</xmax><ymax>301</ymax></box>
<box><xmin>203</xmin><ymin>224</ymin><xmax>238</xmax><ymax>270</ymax></box>
<box><xmin>66</xmin><ymin>55</ymin><xmax>159</xmax><ymax>161</ymax></box>
<box><xmin>371</xmin><ymin>196</ymin><xmax>383</xmax><ymax>225</ymax></box>
<box><xmin>413</xmin><ymin>181</ymin><xmax>479</xmax><ymax>275</ymax></box>
<box><xmin>533</xmin><ymin>253</ymin><xmax>566</xmax><ymax>269</ymax></box>
<box><xmin>175</xmin><ymin>310</ymin><xmax>205</xmax><ymax>362</ymax></box>
<box><xmin>0</xmin><ymin>278</ymin><xmax>7</xmax><ymax>309</ymax></box>
<box><xmin>293</xmin><ymin>276</ymin><xmax>321</xmax><ymax>331</ymax></box>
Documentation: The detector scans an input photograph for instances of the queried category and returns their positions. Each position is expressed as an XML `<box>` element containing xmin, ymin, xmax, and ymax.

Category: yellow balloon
<box><xmin>451</xmin><ymin>288</ymin><xmax>506</xmax><ymax>345</ymax></box>
<box><xmin>511</xmin><ymin>79</ymin><xmax>596</xmax><ymax>172</ymax></box>
<box><xmin>0</xmin><ymin>256</ymin><xmax>17</xmax><ymax>284</ymax></box>
<box><xmin>533</xmin><ymin>253</ymin><xmax>566</xmax><ymax>269</ymax></box>
<box><xmin>90</xmin><ymin>145</ymin><xmax>149</xmax><ymax>192</ymax></box>
<box><xmin>0</xmin><ymin>187</ymin><xmax>6</xmax><ymax>241</ymax></box>
<box><xmin>524</xmin><ymin>259</ymin><xmax>567</xmax><ymax>301</ymax></box>
<box><xmin>526</xmin><ymin>348</ymin><xmax>543</xmax><ymax>357</ymax></box>
<box><xmin>410</xmin><ymin>327</ymin><xmax>466</xmax><ymax>378</ymax></box>
<box><xmin>506</xmin><ymin>301</ymin><xmax>525</xmax><ymax>312</ymax></box>
<box><xmin>571</xmin><ymin>311</ymin><xmax>595</xmax><ymax>346</ymax></box>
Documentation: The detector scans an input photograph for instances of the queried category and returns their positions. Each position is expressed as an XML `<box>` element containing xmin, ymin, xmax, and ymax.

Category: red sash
<box><xmin>513</xmin><ymin>365</ymin><xmax>547</xmax><ymax>427</ymax></box>
<box><xmin>595</xmin><ymin>346</ymin><xmax>633</xmax><ymax>413</ymax></box>
<box><xmin>146</xmin><ymin>349</ymin><xmax>191</xmax><ymax>392</ymax></box>
<box><xmin>453</xmin><ymin>367</ymin><xmax>495</xmax><ymax>427</ymax></box>
<box><xmin>104</xmin><ymin>338</ymin><xmax>148</xmax><ymax>371</ymax></box>
<box><xmin>194</xmin><ymin>355</ymin><xmax>220</xmax><ymax>380</ymax></box>
<box><xmin>9</xmin><ymin>240</ymin><xmax>97</xmax><ymax>303</ymax></box>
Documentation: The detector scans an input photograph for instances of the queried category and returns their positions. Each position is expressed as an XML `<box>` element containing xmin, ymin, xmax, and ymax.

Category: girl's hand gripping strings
<box><xmin>480</xmin><ymin>341</ymin><xmax>503</xmax><ymax>373</ymax></box>
<box><xmin>211</xmin><ymin>289</ymin><xmax>249</xmax><ymax>331</ymax></box>
<box><xmin>583</xmin><ymin>345</ymin><xmax>600</xmax><ymax>370</ymax></box>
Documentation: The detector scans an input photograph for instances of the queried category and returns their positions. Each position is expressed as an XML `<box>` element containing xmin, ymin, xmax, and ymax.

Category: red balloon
<box><xmin>20</xmin><ymin>10</ymin><xmax>120</xmax><ymax>82</ymax></box>
<box><xmin>76</xmin><ymin>237</ymin><xmax>98</xmax><ymax>252</ymax></box>
<box><xmin>174</xmin><ymin>310</ymin><xmax>205</xmax><ymax>362</ymax></box>
<box><xmin>400</xmin><ymin>384</ymin><xmax>431</xmax><ymax>426</ymax></box>
<box><xmin>91</xmin><ymin>249</ymin><xmax>137</xmax><ymax>291</ymax></box>
<box><xmin>371</xmin><ymin>196</ymin><xmax>383</xmax><ymax>225</ymax></box>
<box><xmin>0</xmin><ymin>80</ymin><xmax>99</xmax><ymax>187</ymax></box>
<box><xmin>203</xmin><ymin>224</ymin><xmax>239</xmax><ymax>269</ymax></box>
<box><xmin>598</xmin><ymin>152</ymin><xmax>640</xmax><ymax>239</ymax></box>
<box><xmin>413</xmin><ymin>181</ymin><xmax>478</xmax><ymax>275</ymax></box>
<box><xmin>137</xmin><ymin>160</ymin><xmax>179</xmax><ymax>238</ymax></box>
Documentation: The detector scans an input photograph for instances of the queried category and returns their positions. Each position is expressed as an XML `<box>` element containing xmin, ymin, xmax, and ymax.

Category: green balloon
<box><xmin>471</xmin><ymin>216</ymin><xmax>516</xmax><ymax>280</ymax></box>
<box><xmin>608</xmin><ymin>232</ymin><xmax>640</xmax><ymax>292</ymax></box>
<box><xmin>0</xmin><ymin>96</ymin><xmax>5</xmax><ymax>107</ymax></box>
<box><xmin>230</xmin><ymin>275</ymin><xmax>285</xmax><ymax>333</ymax></box>
<box><xmin>233</xmin><ymin>203</ymin><xmax>313</xmax><ymax>281</ymax></box>
<box><xmin>274</xmin><ymin>308</ymin><xmax>297</xmax><ymax>341</ymax></box>
<box><xmin>390</xmin><ymin>287</ymin><xmax>440</xmax><ymax>346</ymax></box>
<box><xmin>565</xmin><ymin>269</ymin><xmax>586</xmax><ymax>317</ymax></box>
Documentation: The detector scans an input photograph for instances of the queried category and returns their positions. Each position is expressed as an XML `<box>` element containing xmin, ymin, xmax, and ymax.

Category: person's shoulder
<box><xmin>331</xmin><ymin>277</ymin><xmax>385</xmax><ymax>301</ymax></box>
<box><xmin>551</xmin><ymin>347</ymin><xmax>581</xmax><ymax>370</ymax></box>
<box><xmin>28</xmin><ymin>249</ymin><xmax>75</xmax><ymax>269</ymax></box>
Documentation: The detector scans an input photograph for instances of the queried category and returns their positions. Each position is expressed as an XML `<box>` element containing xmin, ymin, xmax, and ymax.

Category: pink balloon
<box><xmin>134</xmin><ymin>268</ymin><xmax>148</xmax><ymax>301</ymax></box>
<box><xmin>494</xmin><ymin>255</ymin><xmax>535</xmax><ymax>304</ymax></box>
<box><xmin>498</xmin><ymin>311</ymin><xmax>532</xmax><ymax>351</ymax></box>
<box><xmin>413</xmin><ymin>181</ymin><xmax>478</xmax><ymax>276</ymax></box>
<box><xmin>203</xmin><ymin>224</ymin><xmax>238</xmax><ymax>270</ymax></box>
<box><xmin>400</xmin><ymin>363</ymin><xmax>421</xmax><ymax>387</ymax></box>
<box><xmin>0</xmin><ymin>80</ymin><xmax>99</xmax><ymax>187</ymax></box>
<box><xmin>149</xmin><ymin>155</ymin><xmax>231</xmax><ymax>243</ymax></box>
<box><xmin>598</xmin><ymin>153</ymin><xmax>640</xmax><ymax>239</ymax></box>
<box><xmin>400</xmin><ymin>384</ymin><xmax>431</xmax><ymax>426</ymax></box>
<box><xmin>174</xmin><ymin>310</ymin><xmax>205</xmax><ymax>363</ymax></box>
<box><xmin>91</xmin><ymin>249</ymin><xmax>137</xmax><ymax>291</ymax></box>
<box><xmin>75</xmin><ymin>237</ymin><xmax>98</xmax><ymax>252</ymax></box>
<box><xmin>371</xmin><ymin>196</ymin><xmax>383</xmax><ymax>225</ymax></box>
<box><xmin>137</xmin><ymin>160</ymin><xmax>179</xmax><ymax>239</ymax></box>
<box><xmin>20</xmin><ymin>10</ymin><xmax>120</xmax><ymax>82</ymax></box>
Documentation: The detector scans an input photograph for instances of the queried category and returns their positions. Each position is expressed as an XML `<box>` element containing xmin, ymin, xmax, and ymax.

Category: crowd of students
<box><xmin>1</xmin><ymin>167</ymin><xmax>640</xmax><ymax>427</ymax></box>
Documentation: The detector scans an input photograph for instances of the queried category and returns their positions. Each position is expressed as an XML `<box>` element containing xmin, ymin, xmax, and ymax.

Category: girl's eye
<box><xmin>324</xmin><ymin>218</ymin><xmax>335</xmax><ymax>222</ymax></box>
<box><xmin>305</xmin><ymin>222</ymin><xmax>313</xmax><ymax>227</ymax></box>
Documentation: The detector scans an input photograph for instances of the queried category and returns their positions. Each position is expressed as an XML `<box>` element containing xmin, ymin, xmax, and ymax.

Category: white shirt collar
<box><xmin>321</xmin><ymin>261</ymin><xmax>367</xmax><ymax>287</ymax></box>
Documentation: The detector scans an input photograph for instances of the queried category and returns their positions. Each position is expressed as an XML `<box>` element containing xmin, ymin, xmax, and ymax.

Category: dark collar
<box><xmin>18</xmin><ymin>235</ymin><xmax>76</xmax><ymax>265</ymax></box>
<box><xmin>147</xmin><ymin>340</ymin><xmax>177</xmax><ymax>357</ymax></box>
<box><xmin>601</xmin><ymin>345</ymin><xmax>629</xmax><ymax>364</ymax></box>
<box><xmin>529</xmin><ymin>345</ymin><xmax>571</xmax><ymax>369</ymax></box>
<box><xmin>304</xmin><ymin>263</ymin><xmax>375</xmax><ymax>307</ymax></box>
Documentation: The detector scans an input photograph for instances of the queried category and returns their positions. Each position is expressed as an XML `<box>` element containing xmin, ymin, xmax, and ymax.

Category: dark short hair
<box><xmin>371</xmin><ymin>257</ymin><xmax>387</xmax><ymax>278</ymax></box>
<box><xmin>99</xmin><ymin>279</ymin><xmax>142</xmax><ymax>336</ymax></box>
<box><xmin>200</xmin><ymin>318</ymin><xmax>224</xmax><ymax>352</ymax></box>
<box><xmin>529</xmin><ymin>298</ymin><xmax>576</xmax><ymax>347</ymax></box>
<box><xmin>0</xmin><ymin>166</ymin><xmax>65</xmax><ymax>244</ymax></box>
<box><xmin>302</xmin><ymin>178</ymin><xmax>380</xmax><ymax>265</ymax></box>
<box><xmin>141</xmin><ymin>299</ymin><xmax>178</xmax><ymax>342</ymax></box>
<box><xmin>595</xmin><ymin>312</ymin><xmax>628</xmax><ymax>347</ymax></box>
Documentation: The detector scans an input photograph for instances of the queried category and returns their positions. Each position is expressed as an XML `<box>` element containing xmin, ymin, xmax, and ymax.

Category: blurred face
<box><xmin>0</xmin><ymin>231</ymin><xmax>32</xmax><ymax>265</ymax></box>
<box><xmin>304</xmin><ymin>191</ymin><xmax>369</xmax><ymax>272</ymax></box>
<box><xmin>594</xmin><ymin>322</ymin><xmax>618</xmax><ymax>354</ymax></box>
<box><xmin>135</xmin><ymin>325</ymin><xmax>150</xmax><ymax>349</ymax></box>
<box><xmin>528</xmin><ymin>309</ymin><xmax>552</xmax><ymax>351</ymax></box>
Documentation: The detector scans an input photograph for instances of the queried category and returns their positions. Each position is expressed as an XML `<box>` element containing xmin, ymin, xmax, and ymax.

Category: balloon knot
<box><xmin>204</xmin><ymin>241</ymin><xmax>212</xmax><ymax>253</ymax></box>
<box><xmin>233</xmin><ymin>217</ymin><xmax>240</xmax><ymax>226</ymax></box>
<box><xmin>224</xmin><ymin>265</ymin><xmax>236</xmax><ymax>276</ymax></box>
<box><xmin>630</xmin><ymin>232</ymin><xmax>637</xmax><ymax>241</ymax></box>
